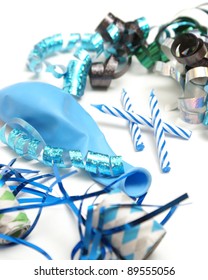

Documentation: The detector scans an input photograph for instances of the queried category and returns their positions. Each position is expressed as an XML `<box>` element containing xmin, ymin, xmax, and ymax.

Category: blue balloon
<box><xmin>0</xmin><ymin>82</ymin><xmax>151</xmax><ymax>197</ymax></box>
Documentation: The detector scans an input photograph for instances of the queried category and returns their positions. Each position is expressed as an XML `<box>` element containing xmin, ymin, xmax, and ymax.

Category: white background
<box><xmin>0</xmin><ymin>0</ymin><xmax>207</xmax><ymax>266</ymax></box>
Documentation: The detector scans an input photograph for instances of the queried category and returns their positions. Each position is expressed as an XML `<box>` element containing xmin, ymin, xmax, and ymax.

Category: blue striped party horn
<box><xmin>149</xmin><ymin>91</ymin><xmax>171</xmax><ymax>173</ymax></box>
<box><xmin>121</xmin><ymin>89</ymin><xmax>144</xmax><ymax>151</ymax></box>
<box><xmin>91</xmin><ymin>104</ymin><xmax>192</xmax><ymax>140</ymax></box>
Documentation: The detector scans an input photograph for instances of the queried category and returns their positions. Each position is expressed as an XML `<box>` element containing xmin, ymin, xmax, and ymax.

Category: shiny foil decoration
<box><xmin>149</xmin><ymin>91</ymin><xmax>170</xmax><ymax>173</ymax></box>
<box><xmin>154</xmin><ymin>32</ymin><xmax>208</xmax><ymax>124</ymax></box>
<box><xmin>0</xmin><ymin>124</ymin><xmax>124</xmax><ymax>177</ymax></box>
<box><xmin>63</xmin><ymin>49</ymin><xmax>92</xmax><ymax>97</ymax></box>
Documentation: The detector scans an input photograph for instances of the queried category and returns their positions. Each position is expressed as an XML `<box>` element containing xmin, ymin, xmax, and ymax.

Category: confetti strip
<box><xmin>149</xmin><ymin>91</ymin><xmax>171</xmax><ymax>173</ymax></box>
<box><xmin>121</xmin><ymin>89</ymin><xmax>144</xmax><ymax>151</ymax></box>
<box><xmin>91</xmin><ymin>104</ymin><xmax>192</xmax><ymax>140</ymax></box>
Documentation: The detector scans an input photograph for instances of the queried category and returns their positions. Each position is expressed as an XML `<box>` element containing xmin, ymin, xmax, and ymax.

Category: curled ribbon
<box><xmin>96</xmin><ymin>13</ymin><xmax>149</xmax><ymax>55</ymax></box>
<box><xmin>89</xmin><ymin>13</ymin><xmax>149</xmax><ymax>88</ymax></box>
<box><xmin>135</xmin><ymin>4</ymin><xmax>208</xmax><ymax>70</ymax></box>
<box><xmin>154</xmin><ymin>33</ymin><xmax>208</xmax><ymax>124</ymax></box>
<box><xmin>63</xmin><ymin>49</ymin><xmax>92</xmax><ymax>97</ymax></box>
<box><xmin>0</xmin><ymin>119</ymin><xmax>124</xmax><ymax>177</ymax></box>
<box><xmin>27</xmin><ymin>13</ymin><xmax>149</xmax><ymax>93</ymax></box>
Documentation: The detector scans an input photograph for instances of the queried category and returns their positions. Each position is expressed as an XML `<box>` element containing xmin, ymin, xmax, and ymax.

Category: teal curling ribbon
<box><xmin>0</xmin><ymin>82</ymin><xmax>151</xmax><ymax>198</ymax></box>
<box><xmin>27</xmin><ymin>13</ymin><xmax>150</xmax><ymax>94</ymax></box>
<box><xmin>63</xmin><ymin>49</ymin><xmax>92</xmax><ymax>97</ymax></box>
<box><xmin>28</xmin><ymin>33</ymin><xmax>90</xmax><ymax>74</ymax></box>
<box><xmin>0</xmin><ymin>123</ymin><xmax>124</xmax><ymax>177</ymax></box>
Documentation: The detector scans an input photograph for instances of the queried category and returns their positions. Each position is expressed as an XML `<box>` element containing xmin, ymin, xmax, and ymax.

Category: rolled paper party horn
<box><xmin>0</xmin><ymin>82</ymin><xmax>151</xmax><ymax>198</ymax></box>
<box><xmin>80</xmin><ymin>189</ymin><xmax>166</xmax><ymax>260</ymax></box>
<box><xmin>0</xmin><ymin>183</ymin><xmax>30</xmax><ymax>244</ymax></box>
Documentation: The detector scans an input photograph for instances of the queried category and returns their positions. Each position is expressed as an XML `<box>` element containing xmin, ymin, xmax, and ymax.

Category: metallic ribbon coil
<box><xmin>89</xmin><ymin>55</ymin><xmax>132</xmax><ymax>89</ymax></box>
<box><xmin>28</xmin><ymin>13</ymin><xmax>150</xmax><ymax>93</ymax></box>
<box><xmin>63</xmin><ymin>49</ymin><xmax>92</xmax><ymax>97</ymax></box>
<box><xmin>89</xmin><ymin>13</ymin><xmax>148</xmax><ymax>88</ymax></box>
<box><xmin>171</xmin><ymin>33</ymin><xmax>208</xmax><ymax>67</ymax></box>
<box><xmin>0</xmin><ymin>121</ymin><xmax>124</xmax><ymax>177</ymax></box>
<box><xmin>154</xmin><ymin>33</ymin><xmax>208</xmax><ymax>124</ymax></box>
<box><xmin>96</xmin><ymin>12</ymin><xmax>149</xmax><ymax>55</ymax></box>
<box><xmin>136</xmin><ymin>3</ymin><xmax>208</xmax><ymax>70</ymax></box>
<box><xmin>135</xmin><ymin>19</ymin><xmax>200</xmax><ymax>70</ymax></box>
<box><xmin>170</xmin><ymin>34</ymin><xmax>208</xmax><ymax>124</ymax></box>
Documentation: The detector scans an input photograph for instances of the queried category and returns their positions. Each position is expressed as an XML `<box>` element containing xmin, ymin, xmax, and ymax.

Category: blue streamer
<box><xmin>0</xmin><ymin>159</ymin><xmax>189</xmax><ymax>260</ymax></box>
<box><xmin>0</xmin><ymin>233</ymin><xmax>52</xmax><ymax>260</ymax></box>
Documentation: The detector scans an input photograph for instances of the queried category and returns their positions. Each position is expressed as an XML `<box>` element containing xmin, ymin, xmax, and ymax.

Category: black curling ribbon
<box><xmin>90</xmin><ymin>13</ymin><xmax>147</xmax><ymax>88</ymax></box>
<box><xmin>171</xmin><ymin>33</ymin><xmax>208</xmax><ymax>68</ymax></box>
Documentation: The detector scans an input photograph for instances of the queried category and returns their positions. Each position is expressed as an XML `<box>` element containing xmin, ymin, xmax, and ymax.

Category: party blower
<box><xmin>0</xmin><ymin>81</ymin><xmax>151</xmax><ymax>199</ymax></box>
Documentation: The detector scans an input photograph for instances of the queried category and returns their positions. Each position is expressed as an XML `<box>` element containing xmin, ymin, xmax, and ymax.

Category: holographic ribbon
<box><xmin>151</xmin><ymin>5</ymin><xmax>208</xmax><ymax>124</ymax></box>
<box><xmin>27</xmin><ymin>32</ymin><xmax>103</xmax><ymax>97</ymax></box>
<box><xmin>96</xmin><ymin>13</ymin><xmax>149</xmax><ymax>55</ymax></box>
<box><xmin>63</xmin><ymin>49</ymin><xmax>92</xmax><ymax>97</ymax></box>
<box><xmin>27</xmin><ymin>13</ymin><xmax>150</xmax><ymax>94</ymax></box>
<box><xmin>27</xmin><ymin>6</ymin><xmax>208</xmax><ymax>97</ymax></box>
<box><xmin>149</xmin><ymin>91</ymin><xmax>170</xmax><ymax>173</ymax></box>
<box><xmin>27</xmin><ymin>33</ymin><xmax>93</xmax><ymax>74</ymax></box>
<box><xmin>0</xmin><ymin>120</ymin><xmax>124</xmax><ymax>177</ymax></box>
<box><xmin>88</xmin><ymin>13</ymin><xmax>149</xmax><ymax>88</ymax></box>
<box><xmin>121</xmin><ymin>89</ymin><xmax>144</xmax><ymax>151</ymax></box>
<box><xmin>89</xmin><ymin>55</ymin><xmax>132</xmax><ymax>89</ymax></box>
<box><xmin>91</xmin><ymin>103</ymin><xmax>192</xmax><ymax>140</ymax></box>
<box><xmin>203</xmin><ymin>84</ymin><xmax>208</xmax><ymax>125</ymax></box>
<box><xmin>171</xmin><ymin>33</ymin><xmax>208</xmax><ymax>124</ymax></box>
<box><xmin>135</xmin><ymin>4</ymin><xmax>208</xmax><ymax>70</ymax></box>
<box><xmin>154</xmin><ymin>33</ymin><xmax>208</xmax><ymax>124</ymax></box>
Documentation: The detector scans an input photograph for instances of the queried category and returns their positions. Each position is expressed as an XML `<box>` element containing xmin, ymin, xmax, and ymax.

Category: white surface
<box><xmin>0</xmin><ymin>0</ymin><xmax>207</xmax><ymax>261</ymax></box>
